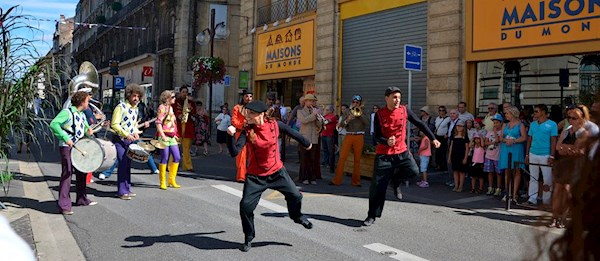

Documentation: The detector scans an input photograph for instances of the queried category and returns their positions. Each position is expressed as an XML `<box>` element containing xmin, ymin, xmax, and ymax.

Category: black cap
<box><xmin>245</xmin><ymin>100</ymin><xmax>269</xmax><ymax>113</ymax></box>
<box><xmin>241</xmin><ymin>89</ymin><xmax>253</xmax><ymax>95</ymax></box>
<box><xmin>385</xmin><ymin>86</ymin><xmax>401</xmax><ymax>96</ymax></box>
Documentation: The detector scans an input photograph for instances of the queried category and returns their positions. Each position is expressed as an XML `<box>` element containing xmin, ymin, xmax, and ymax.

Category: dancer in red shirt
<box><xmin>227</xmin><ymin>100</ymin><xmax>314</xmax><ymax>252</ymax></box>
<box><xmin>363</xmin><ymin>86</ymin><xmax>441</xmax><ymax>226</ymax></box>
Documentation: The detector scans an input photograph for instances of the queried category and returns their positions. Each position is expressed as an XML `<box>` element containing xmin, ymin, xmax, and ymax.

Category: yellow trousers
<box><xmin>170</xmin><ymin>123</ymin><xmax>194</xmax><ymax>171</ymax></box>
<box><xmin>332</xmin><ymin>134</ymin><xmax>364</xmax><ymax>186</ymax></box>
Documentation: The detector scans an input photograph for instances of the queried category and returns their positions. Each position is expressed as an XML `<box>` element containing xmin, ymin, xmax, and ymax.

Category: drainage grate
<box><xmin>353</xmin><ymin>228</ymin><xmax>367</xmax><ymax>232</ymax></box>
<box><xmin>380</xmin><ymin>251</ymin><xmax>397</xmax><ymax>256</ymax></box>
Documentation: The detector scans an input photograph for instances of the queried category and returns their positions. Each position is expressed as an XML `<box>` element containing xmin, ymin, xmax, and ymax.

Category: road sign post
<box><xmin>404</xmin><ymin>44</ymin><xmax>422</xmax><ymax>150</ymax></box>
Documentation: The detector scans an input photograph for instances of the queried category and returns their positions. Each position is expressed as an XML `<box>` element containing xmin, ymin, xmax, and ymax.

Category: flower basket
<box><xmin>192</xmin><ymin>56</ymin><xmax>226</xmax><ymax>87</ymax></box>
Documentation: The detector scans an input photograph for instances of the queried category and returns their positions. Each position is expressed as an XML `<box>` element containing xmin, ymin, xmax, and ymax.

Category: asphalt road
<box><xmin>29</xmin><ymin>128</ymin><xmax>559</xmax><ymax>261</ymax></box>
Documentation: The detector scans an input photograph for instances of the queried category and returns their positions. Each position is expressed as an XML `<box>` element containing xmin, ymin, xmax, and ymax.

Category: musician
<box><xmin>330</xmin><ymin>95</ymin><xmax>368</xmax><ymax>186</ymax></box>
<box><xmin>156</xmin><ymin>90</ymin><xmax>181</xmax><ymax>190</ymax></box>
<box><xmin>49</xmin><ymin>91</ymin><xmax>96</xmax><ymax>215</ymax></box>
<box><xmin>173</xmin><ymin>85</ymin><xmax>197</xmax><ymax>172</ymax></box>
<box><xmin>231</xmin><ymin>89</ymin><xmax>253</xmax><ymax>182</ymax></box>
<box><xmin>297</xmin><ymin>93</ymin><xmax>322</xmax><ymax>184</ymax></box>
<box><xmin>111</xmin><ymin>83</ymin><xmax>145</xmax><ymax>200</ymax></box>
<box><xmin>363</xmin><ymin>87</ymin><xmax>441</xmax><ymax>226</ymax></box>
<box><xmin>226</xmin><ymin>100</ymin><xmax>313</xmax><ymax>252</ymax></box>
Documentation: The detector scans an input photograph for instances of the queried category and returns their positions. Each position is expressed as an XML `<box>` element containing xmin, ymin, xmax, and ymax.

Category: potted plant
<box><xmin>191</xmin><ymin>56</ymin><xmax>227</xmax><ymax>88</ymax></box>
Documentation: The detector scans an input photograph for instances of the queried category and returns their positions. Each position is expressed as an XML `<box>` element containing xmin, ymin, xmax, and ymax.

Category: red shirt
<box><xmin>174</xmin><ymin>97</ymin><xmax>197</xmax><ymax>138</ymax></box>
<box><xmin>375</xmin><ymin>106</ymin><xmax>408</xmax><ymax>155</ymax></box>
<box><xmin>229</xmin><ymin>119</ymin><xmax>310</xmax><ymax>176</ymax></box>
<box><xmin>320</xmin><ymin>114</ymin><xmax>338</xmax><ymax>137</ymax></box>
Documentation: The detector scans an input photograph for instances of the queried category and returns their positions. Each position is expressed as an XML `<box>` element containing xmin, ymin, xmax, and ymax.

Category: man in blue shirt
<box><xmin>525</xmin><ymin>104</ymin><xmax>558</xmax><ymax>206</ymax></box>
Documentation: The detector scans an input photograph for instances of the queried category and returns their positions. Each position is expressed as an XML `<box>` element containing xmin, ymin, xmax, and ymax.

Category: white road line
<box><xmin>212</xmin><ymin>184</ymin><xmax>288</xmax><ymax>213</ymax></box>
<box><xmin>363</xmin><ymin>243</ymin><xmax>429</xmax><ymax>261</ymax></box>
<box><xmin>447</xmin><ymin>195</ymin><xmax>491</xmax><ymax>205</ymax></box>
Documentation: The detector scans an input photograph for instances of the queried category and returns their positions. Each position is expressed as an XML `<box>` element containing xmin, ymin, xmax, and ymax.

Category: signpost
<box><xmin>114</xmin><ymin>76</ymin><xmax>125</xmax><ymax>90</ymax></box>
<box><xmin>404</xmin><ymin>44</ymin><xmax>422</xmax><ymax>151</ymax></box>
<box><xmin>224</xmin><ymin>75</ymin><xmax>231</xmax><ymax>87</ymax></box>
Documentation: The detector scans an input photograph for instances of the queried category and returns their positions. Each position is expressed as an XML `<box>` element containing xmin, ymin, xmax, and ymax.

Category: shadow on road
<box><xmin>453</xmin><ymin>209</ymin><xmax>552</xmax><ymax>227</ymax></box>
<box><xmin>262</xmin><ymin>212</ymin><xmax>363</xmax><ymax>228</ymax></box>
<box><xmin>1</xmin><ymin>197</ymin><xmax>60</xmax><ymax>215</ymax></box>
<box><xmin>122</xmin><ymin>230</ymin><xmax>292</xmax><ymax>250</ymax></box>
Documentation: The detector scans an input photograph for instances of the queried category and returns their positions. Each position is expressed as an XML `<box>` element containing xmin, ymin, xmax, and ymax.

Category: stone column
<box><xmin>315</xmin><ymin>0</ymin><xmax>336</xmax><ymax>106</ymax></box>
<box><xmin>173</xmin><ymin>0</ymin><xmax>191</xmax><ymax>88</ymax></box>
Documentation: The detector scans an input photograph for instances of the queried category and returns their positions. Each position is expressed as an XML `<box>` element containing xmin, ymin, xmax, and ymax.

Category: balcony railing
<box><xmin>97</xmin><ymin>0</ymin><xmax>152</xmax><ymax>36</ymax></box>
<box><xmin>257</xmin><ymin>0</ymin><xmax>317</xmax><ymax>25</ymax></box>
<box><xmin>99</xmin><ymin>41</ymin><xmax>156</xmax><ymax>69</ymax></box>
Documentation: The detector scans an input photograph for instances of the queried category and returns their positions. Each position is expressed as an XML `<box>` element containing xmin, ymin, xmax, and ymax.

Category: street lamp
<box><xmin>196</xmin><ymin>8</ymin><xmax>227</xmax><ymax>137</ymax></box>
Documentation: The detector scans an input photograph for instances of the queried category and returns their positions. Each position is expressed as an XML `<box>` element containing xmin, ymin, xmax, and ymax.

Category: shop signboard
<box><xmin>473</xmin><ymin>0</ymin><xmax>600</xmax><ymax>51</ymax></box>
<box><xmin>256</xmin><ymin>20</ymin><xmax>314</xmax><ymax>76</ymax></box>
<box><xmin>239</xmin><ymin>71</ymin><xmax>249</xmax><ymax>89</ymax></box>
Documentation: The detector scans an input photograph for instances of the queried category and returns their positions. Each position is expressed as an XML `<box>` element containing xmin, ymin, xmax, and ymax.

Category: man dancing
<box><xmin>49</xmin><ymin>91</ymin><xmax>96</xmax><ymax>215</ymax></box>
<box><xmin>363</xmin><ymin>87</ymin><xmax>441</xmax><ymax>226</ymax></box>
<box><xmin>231</xmin><ymin>90</ymin><xmax>253</xmax><ymax>182</ymax></box>
<box><xmin>227</xmin><ymin>101</ymin><xmax>313</xmax><ymax>252</ymax></box>
<box><xmin>111</xmin><ymin>83</ymin><xmax>145</xmax><ymax>200</ymax></box>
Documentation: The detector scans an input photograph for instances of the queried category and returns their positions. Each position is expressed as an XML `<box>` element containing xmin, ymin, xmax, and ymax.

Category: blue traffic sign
<box><xmin>114</xmin><ymin>76</ymin><xmax>125</xmax><ymax>90</ymax></box>
<box><xmin>224</xmin><ymin>75</ymin><xmax>231</xmax><ymax>87</ymax></box>
<box><xmin>404</xmin><ymin>44</ymin><xmax>422</xmax><ymax>71</ymax></box>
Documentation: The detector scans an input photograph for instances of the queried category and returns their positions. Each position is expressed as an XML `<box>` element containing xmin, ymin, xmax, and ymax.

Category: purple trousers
<box><xmin>114</xmin><ymin>139</ymin><xmax>133</xmax><ymax>196</ymax></box>
<box><xmin>58</xmin><ymin>146</ymin><xmax>91</xmax><ymax>212</ymax></box>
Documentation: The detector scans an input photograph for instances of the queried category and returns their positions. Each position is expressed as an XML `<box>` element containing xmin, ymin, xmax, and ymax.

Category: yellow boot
<box><xmin>168</xmin><ymin>162</ymin><xmax>181</xmax><ymax>188</ymax></box>
<box><xmin>158</xmin><ymin>164</ymin><xmax>167</xmax><ymax>190</ymax></box>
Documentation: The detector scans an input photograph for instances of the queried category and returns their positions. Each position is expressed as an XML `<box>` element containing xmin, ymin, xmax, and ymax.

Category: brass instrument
<box><xmin>315</xmin><ymin>105</ymin><xmax>329</xmax><ymax>132</ymax></box>
<box><xmin>63</xmin><ymin>61</ymin><xmax>106</xmax><ymax>133</ymax></box>
<box><xmin>350</xmin><ymin>105</ymin><xmax>363</xmax><ymax>117</ymax></box>
<box><xmin>181</xmin><ymin>97</ymin><xmax>190</xmax><ymax>123</ymax></box>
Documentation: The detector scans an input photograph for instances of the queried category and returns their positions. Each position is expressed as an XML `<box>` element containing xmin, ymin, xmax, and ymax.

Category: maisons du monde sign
<box><xmin>256</xmin><ymin>20</ymin><xmax>314</xmax><ymax>76</ymax></box>
<box><xmin>472</xmin><ymin>0</ymin><xmax>600</xmax><ymax>52</ymax></box>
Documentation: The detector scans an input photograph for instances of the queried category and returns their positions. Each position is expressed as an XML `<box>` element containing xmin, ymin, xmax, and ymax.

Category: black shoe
<box><xmin>363</xmin><ymin>217</ymin><xmax>375</xmax><ymax>226</ymax></box>
<box><xmin>294</xmin><ymin>217</ymin><xmax>313</xmax><ymax>229</ymax></box>
<box><xmin>395</xmin><ymin>186</ymin><xmax>403</xmax><ymax>200</ymax></box>
<box><xmin>239</xmin><ymin>240</ymin><xmax>252</xmax><ymax>252</ymax></box>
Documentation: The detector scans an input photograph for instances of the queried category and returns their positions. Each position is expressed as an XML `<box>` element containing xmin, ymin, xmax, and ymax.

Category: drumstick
<box><xmin>73</xmin><ymin>145</ymin><xmax>87</xmax><ymax>156</ymax></box>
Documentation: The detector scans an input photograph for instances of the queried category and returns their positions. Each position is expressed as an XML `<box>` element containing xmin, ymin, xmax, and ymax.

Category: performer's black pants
<box><xmin>368</xmin><ymin>151</ymin><xmax>418</xmax><ymax>219</ymax></box>
<box><xmin>240</xmin><ymin>167</ymin><xmax>304</xmax><ymax>242</ymax></box>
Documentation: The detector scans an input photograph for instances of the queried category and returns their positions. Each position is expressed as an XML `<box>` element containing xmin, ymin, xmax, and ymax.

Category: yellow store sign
<box><xmin>468</xmin><ymin>0</ymin><xmax>600</xmax><ymax>60</ymax></box>
<box><xmin>256</xmin><ymin>20</ymin><xmax>314</xmax><ymax>76</ymax></box>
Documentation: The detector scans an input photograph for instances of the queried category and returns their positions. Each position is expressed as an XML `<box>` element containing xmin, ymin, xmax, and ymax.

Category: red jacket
<box><xmin>174</xmin><ymin>97</ymin><xmax>197</xmax><ymax>138</ymax></box>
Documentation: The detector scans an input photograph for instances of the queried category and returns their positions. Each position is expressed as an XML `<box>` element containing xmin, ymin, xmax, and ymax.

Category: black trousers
<box><xmin>435</xmin><ymin>135</ymin><xmax>448</xmax><ymax>171</ymax></box>
<box><xmin>367</xmin><ymin>151</ymin><xmax>418</xmax><ymax>219</ymax></box>
<box><xmin>240</xmin><ymin>168</ymin><xmax>304</xmax><ymax>242</ymax></box>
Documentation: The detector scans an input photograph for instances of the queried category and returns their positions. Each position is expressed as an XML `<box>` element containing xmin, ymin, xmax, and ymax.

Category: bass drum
<box><xmin>71</xmin><ymin>138</ymin><xmax>117</xmax><ymax>173</ymax></box>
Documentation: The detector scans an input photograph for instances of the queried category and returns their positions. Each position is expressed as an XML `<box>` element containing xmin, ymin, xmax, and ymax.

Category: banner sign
<box><xmin>256</xmin><ymin>20</ymin><xmax>314</xmax><ymax>76</ymax></box>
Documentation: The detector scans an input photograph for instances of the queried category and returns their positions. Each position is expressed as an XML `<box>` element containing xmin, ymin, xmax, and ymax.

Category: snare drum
<box><xmin>126</xmin><ymin>144</ymin><xmax>150</xmax><ymax>163</ymax></box>
<box><xmin>71</xmin><ymin>138</ymin><xmax>117</xmax><ymax>173</ymax></box>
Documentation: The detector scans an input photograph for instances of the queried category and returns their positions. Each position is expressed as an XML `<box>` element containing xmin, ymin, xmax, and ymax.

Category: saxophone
<box><xmin>181</xmin><ymin>97</ymin><xmax>190</xmax><ymax>123</ymax></box>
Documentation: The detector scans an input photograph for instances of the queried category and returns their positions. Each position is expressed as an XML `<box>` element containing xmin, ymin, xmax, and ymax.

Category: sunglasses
<box><xmin>352</xmin><ymin>95</ymin><xmax>362</xmax><ymax>101</ymax></box>
<box><xmin>352</xmin><ymin>101</ymin><xmax>360</xmax><ymax>104</ymax></box>
<box><xmin>533</xmin><ymin>110</ymin><xmax>540</xmax><ymax>113</ymax></box>
<box><xmin>568</xmin><ymin>116</ymin><xmax>579</xmax><ymax>120</ymax></box>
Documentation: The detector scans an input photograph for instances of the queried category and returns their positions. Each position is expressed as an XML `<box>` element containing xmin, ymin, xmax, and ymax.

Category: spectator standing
<box><xmin>483</xmin><ymin>102</ymin><xmax>501</xmax><ymax>132</ymax></box>
<box><xmin>434</xmin><ymin>106</ymin><xmax>450</xmax><ymax>171</ymax></box>
<box><xmin>498</xmin><ymin>106</ymin><xmax>527</xmax><ymax>203</ymax></box>
<box><xmin>370</xmin><ymin>105</ymin><xmax>380</xmax><ymax>146</ymax></box>
<box><xmin>484</xmin><ymin>114</ymin><xmax>504</xmax><ymax>196</ymax></box>
<box><xmin>470</xmin><ymin>133</ymin><xmax>486</xmax><ymax>193</ymax></box>
<box><xmin>321</xmin><ymin>105</ymin><xmax>338</xmax><ymax>173</ymax></box>
<box><xmin>457</xmin><ymin>101</ymin><xmax>474</xmax><ymax>122</ymax></box>
<box><xmin>416</xmin><ymin>131</ymin><xmax>431</xmax><ymax>188</ymax></box>
<box><xmin>523</xmin><ymin>104</ymin><xmax>558</xmax><ymax>207</ymax></box>
<box><xmin>448</xmin><ymin>120</ymin><xmax>469</xmax><ymax>192</ymax></box>
<box><xmin>215</xmin><ymin>106</ymin><xmax>232</xmax><ymax>154</ymax></box>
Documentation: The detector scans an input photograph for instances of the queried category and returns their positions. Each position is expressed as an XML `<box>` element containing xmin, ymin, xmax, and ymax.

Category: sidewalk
<box><xmin>0</xmin><ymin>146</ymin><xmax>84</xmax><ymax>261</ymax></box>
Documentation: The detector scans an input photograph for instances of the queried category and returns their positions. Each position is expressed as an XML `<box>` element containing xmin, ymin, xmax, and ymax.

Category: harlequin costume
<box><xmin>156</xmin><ymin>103</ymin><xmax>181</xmax><ymax>189</ymax></box>
<box><xmin>111</xmin><ymin>100</ymin><xmax>141</xmax><ymax>198</ymax></box>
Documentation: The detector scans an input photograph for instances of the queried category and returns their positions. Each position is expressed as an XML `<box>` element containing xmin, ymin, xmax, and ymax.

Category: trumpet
<box><xmin>312</xmin><ymin>105</ymin><xmax>328</xmax><ymax>132</ymax></box>
<box><xmin>350</xmin><ymin>105</ymin><xmax>363</xmax><ymax>117</ymax></box>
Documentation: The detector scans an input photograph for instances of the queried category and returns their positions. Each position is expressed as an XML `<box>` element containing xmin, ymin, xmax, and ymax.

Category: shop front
<box><xmin>254</xmin><ymin>17</ymin><xmax>316</xmax><ymax>108</ymax></box>
<box><xmin>466</xmin><ymin>0</ymin><xmax>600</xmax><ymax>117</ymax></box>
<box><xmin>99</xmin><ymin>55</ymin><xmax>155</xmax><ymax>110</ymax></box>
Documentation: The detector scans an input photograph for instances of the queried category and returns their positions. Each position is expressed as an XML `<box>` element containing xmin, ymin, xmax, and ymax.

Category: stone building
<box><xmin>72</xmin><ymin>0</ymin><xmax>241</xmax><ymax>113</ymax></box>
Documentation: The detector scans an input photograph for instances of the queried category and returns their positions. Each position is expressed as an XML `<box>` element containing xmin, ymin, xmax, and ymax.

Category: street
<box><xmin>2</xmin><ymin>128</ymin><xmax>559</xmax><ymax>261</ymax></box>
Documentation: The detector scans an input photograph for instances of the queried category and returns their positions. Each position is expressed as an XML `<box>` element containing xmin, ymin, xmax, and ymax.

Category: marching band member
<box><xmin>49</xmin><ymin>91</ymin><xmax>96</xmax><ymax>215</ymax></box>
<box><xmin>330</xmin><ymin>95</ymin><xmax>368</xmax><ymax>186</ymax></box>
<box><xmin>227</xmin><ymin>100</ymin><xmax>313</xmax><ymax>252</ymax></box>
<box><xmin>173</xmin><ymin>85</ymin><xmax>197</xmax><ymax>172</ymax></box>
<box><xmin>231</xmin><ymin>90</ymin><xmax>253</xmax><ymax>182</ymax></box>
<box><xmin>297</xmin><ymin>93</ymin><xmax>322</xmax><ymax>184</ymax></box>
<box><xmin>155</xmin><ymin>90</ymin><xmax>181</xmax><ymax>190</ymax></box>
<box><xmin>111</xmin><ymin>83</ymin><xmax>144</xmax><ymax>200</ymax></box>
<box><xmin>363</xmin><ymin>87</ymin><xmax>440</xmax><ymax>226</ymax></box>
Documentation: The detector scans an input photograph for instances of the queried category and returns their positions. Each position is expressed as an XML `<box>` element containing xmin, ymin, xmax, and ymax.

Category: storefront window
<box><xmin>503</xmin><ymin>61</ymin><xmax>521</xmax><ymax>108</ymax></box>
<box><xmin>579</xmin><ymin>55</ymin><xmax>600</xmax><ymax>106</ymax></box>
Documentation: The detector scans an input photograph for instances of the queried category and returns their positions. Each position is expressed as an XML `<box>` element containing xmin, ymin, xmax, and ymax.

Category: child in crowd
<box><xmin>448</xmin><ymin>120</ymin><xmax>469</xmax><ymax>192</ymax></box>
<box><xmin>484</xmin><ymin>115</ymin><xmax>504</xmax><ymax>196</ymax></box>
<box><xmin>416</xmin><ymin>131</ymin><xmax>431</xmax><ymax>188</ymax></box>
<box><xmin>470</xmin><ymin>133</ymin><xmax>486</xmax><ymax>193</ymax></box>
<box><xmin>474</xmin><ymin>118</ymin><xmax>487</xmax><ymax>138</ymax></box>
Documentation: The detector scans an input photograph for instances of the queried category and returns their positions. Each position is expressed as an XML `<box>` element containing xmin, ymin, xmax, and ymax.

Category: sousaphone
<box><xmin>63</xmin><ymin>62</ymin><xmax>106</xmax><ymax>133</ymax></box>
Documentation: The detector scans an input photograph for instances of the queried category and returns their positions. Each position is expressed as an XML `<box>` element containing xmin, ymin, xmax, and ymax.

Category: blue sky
<box><xmin>1</xmin><ymin>0</ymin><xmax>79</xmax><ymax>58</ymax></box>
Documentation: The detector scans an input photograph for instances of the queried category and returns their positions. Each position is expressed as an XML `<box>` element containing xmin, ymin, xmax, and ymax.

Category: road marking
<box><xmin>266</xmin><ymin>190</ymin><xmax>368</xmax><ymax>200</ymax></box>
<box><xmin>363</xmin><ymin>243</ymin><xmax>429</xmax><ymax>261</ymax></box>
<box><xmin>212</xmin><ymin>185</ymin><xmax>288</xmax><ymax>212</ymax></box>
<box><xmin>447</xmin><ymin>195</ymin><xmax>491</xmax><ymax>205</ymax></box>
